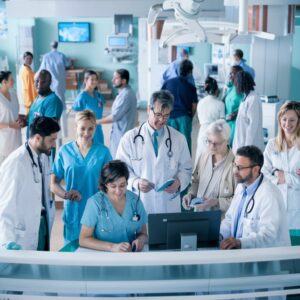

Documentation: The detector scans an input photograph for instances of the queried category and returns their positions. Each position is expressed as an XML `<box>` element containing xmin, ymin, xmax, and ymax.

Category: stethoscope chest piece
<box><xmin>132</xmin><ymin>214</ymin><xmax>140</xmax><ymax>222</ymax></box>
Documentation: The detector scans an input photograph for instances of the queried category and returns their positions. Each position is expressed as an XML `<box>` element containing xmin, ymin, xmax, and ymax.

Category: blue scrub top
<box><xmin>162</xmin><ymin>76</ymin><xmax>198</xmax><ymax>118</ymax></box>
<box><xmin>27</xmin><ymin>92</ymin><xmax>63</xmax><ymax>138</ymax></box>
<box><xmin>81</xmin><ymin>190</ymin><xmax>147</xmax><ymax>244</ymax></box>
<box><xmin>72</xmin><ymin>90</ymin><xmax>105</xmax><ymax>144</ymax></box>
<box><xmin>53</xmin><ymin>141</ymin><xmax>112</xmax><ymax>242</ymax></box>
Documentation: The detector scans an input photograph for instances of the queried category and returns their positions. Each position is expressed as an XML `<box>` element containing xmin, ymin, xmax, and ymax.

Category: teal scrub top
<box><xmin>81</xmin><ymin>191</ymin><xmax>147</xmax><ymax>244</ymax></box>
<box><xmin>224</xmin><ymin>83</ymin><xmax>243</xmax><ymax>146</ymax></box>
<box><xmin>27</xmin><ymin>92</ymin><xmax>63</xmax><ymax>138</ymax></box>
<box><xmin>53</xmin><ymin>141</ymin><xmax>112</xmax><ymax>242</ymax></box>
<box><xmin>72</xmin><ymin>90</ymin><xmax>105</xmax><ymax>144</ymax></box>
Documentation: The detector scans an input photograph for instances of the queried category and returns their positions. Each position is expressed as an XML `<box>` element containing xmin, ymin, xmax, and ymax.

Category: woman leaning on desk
<box><xmin>51</xmin><ymin>110</ymin><xmax>112</xmax><ymax>244</ymax></box>
<box><xmin>182</xmin><ymin>119</ymin><xmax>236</xmax><ymax>219</ymax></box>
<box><xmin>79</xmin><ymin>160</ymin><xmax>148</xmax><ymax>252</ymax></box>
<box><xmin>262</xmin><ymin>101</ymin><xmax>300</xmax><ymax>231</ymax></box>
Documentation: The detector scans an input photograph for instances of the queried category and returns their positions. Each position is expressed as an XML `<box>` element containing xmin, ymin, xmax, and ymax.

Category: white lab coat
<box><xmin>262</xmin><ymin>138</ymin><xmax>300</xmax><ymax>229</ymax></box>
<box><xmin>196</xmin><ymin>94</ymin><xmax>225</xmax><ymax>158</ymax></box>
<box><xmin>0</xmin><ymin>90</ymin><xmax>22</xmax><ymax>166</ymax></box>
<box><xmin>232</xmin><ymin>91</ymin><xmax>264</xmax><ymax>153</ymax></box>
<box><xmin>116</xmin><ymin>123</ymin><xmax>192</xmax><ymax>214</ymax></box>
<box><xmin>0</xmin><ymin>144</ymin><xmax>55</xmax><ymax>250</ymax></box>
<box><xmin>220</xmin><ymin>176</ymin><xmax>291</xmax><ymax>248</ymax></box>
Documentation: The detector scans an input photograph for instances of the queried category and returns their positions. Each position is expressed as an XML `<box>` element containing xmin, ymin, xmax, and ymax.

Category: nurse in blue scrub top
<box><xmin>27</xmin><ymin>69</ymin><xmax>63</xmax><ymax>138</ymax></box>
<box><xmin>72</xmin><ymin>70</ymin><xmax>105</xmax><ymax>144</ymax></box>
<box><xmin>51</xmin><ymin>110</ymin><xmax>112</xmax><ymax>243</ymax></box>
<box><xmin>79</xmin><ymin>160</ymin><xmax>148</xmax><ymax>252</ymax></box>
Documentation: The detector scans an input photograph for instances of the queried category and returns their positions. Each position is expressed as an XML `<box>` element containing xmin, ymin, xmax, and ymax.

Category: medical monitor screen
<box><xmin>148</xmin><ymin>211</ymin><xmax>221</xmax><ymax>251</ymax></box>
<box><xmin>107</xmin><ymin>35</ymin><xmax>129</xmax><ymax>48</ymax></box>
<box><xmin>58</xmin><ymin>22</ymin><xmax>91</xmax><ymax>43</ymax></box>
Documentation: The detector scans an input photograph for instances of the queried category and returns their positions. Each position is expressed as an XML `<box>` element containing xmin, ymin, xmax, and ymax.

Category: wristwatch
<box><xmin>271</xmin><ymin>168</ymin><xmax>279</xmax><ymax>176</ymax></box>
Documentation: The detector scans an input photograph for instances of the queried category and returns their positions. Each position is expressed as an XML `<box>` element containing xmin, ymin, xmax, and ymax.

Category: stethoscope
<box><xmin>132</xmin><ymin>122</ymin><xmax>173</xmax><ymax>159</ymax></box>
<box><xmin>244</xmin><ymin>174</ymin><xmax>264</xmax><ymax>217</ymax></box>
<box><xmin>99</xmin><ymin>190</ymin><xmax>141</xmax><ymax>233</ymax></box>
<box><xmin>25</xmin><ymin>141</ymin><xmax>42</xmax><ymax>183</ymax></box>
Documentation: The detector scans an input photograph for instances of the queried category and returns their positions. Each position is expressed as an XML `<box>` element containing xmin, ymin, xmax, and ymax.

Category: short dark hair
<box><xmin>116</xmin><ymin>69</ymin><xmax>130</xmax><ymax>84</ymax></box>
<box><xmin>29</xmin><ymin>116</ymin><xmax>60</xmax><ymax>138</ymax></box>
<box><xmin>204</xmin><ymin>76</ymin><xmax>219</xmax><ymax>95</ymax></box>
<box><xmin>0</xmin><ymin>71</ymin><xmax>12</xmax><ymax>84</ymax></box>
<box><xmin>234</xmin><ymin>49</ymin><xmax>244</xmax><ymax>59</ymax></box>
<box><xmin>38</xmin><ymin>69</ymin><xmax>52</xmax><ymax>82</ymax></box>
<box><xmin>150</xmin><ymin>90</ymin><xmax>174</xmax><ymax>110</ymax></box>
<box><xmin>231</xmin><ymin>65</ymin><xmax>243</xmax><ymax>73</ymax></box>
<box><xmin>234</xmin><ymin>70</ymin><xmax>255</xmax><ymax>96</ymax></box>
<box><xmin>23</xmin><ymin>51</ymin><xmax>33</xmax><ymax>59</ymax></box>
<box><xmin>99</xmin><ymin>160</ymin><xmax>129</xmax><ymax>193</ymax></box>
<box><xmin>180</xmin><ymin>59</ymin><xmax>193</xmax><ymax>77</ymax></box>
<box><xmin>236</xmin><ymin>145</ymin><xmax>264</xmax><ymax>169</ymax></box>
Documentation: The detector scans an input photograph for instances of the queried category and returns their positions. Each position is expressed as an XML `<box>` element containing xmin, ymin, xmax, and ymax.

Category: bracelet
<box><xmin>271</xmin><ymin>168</ymin><xmax>279</xmax><ymax>176</ymax></box>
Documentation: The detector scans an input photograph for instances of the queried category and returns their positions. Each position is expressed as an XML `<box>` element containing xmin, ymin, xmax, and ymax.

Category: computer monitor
<box><xmin>107</xmin><ymin>35</ymin><xmax>129</xmax><ymax>49</ymax></box>
<box><xmin>148</xmin><ymin>211</ymin><xmax>221</xmax><ymax>251</ymax></box>
<box><xmin>204</xmin><ymin>63</ymin><xmax>219</xmax><ymax>79</ymax></box>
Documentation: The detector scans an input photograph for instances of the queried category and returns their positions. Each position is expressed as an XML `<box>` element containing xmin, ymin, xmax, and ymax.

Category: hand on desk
<box><xmin>131</xmin><ymin>238</ymin><xmax>144</xmax><ymax>252</ymax></box>
<box><xmin>220</xmin><ymin>237</ymin><xmax>241</xmax><ymax>250</ymax></box>
<box><xmin>111</xmin><ymin>242</ymin><xmax>132</xmax><ymax>252</ymax></box>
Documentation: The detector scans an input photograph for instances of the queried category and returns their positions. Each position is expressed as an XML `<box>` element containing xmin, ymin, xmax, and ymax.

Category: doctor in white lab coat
<box><xmin>220</xmin><ymin>145</ymin><xmax>290</xmax><ymax>249</ymax></box>
<box><xmin>0</xmin><ymin>117</ymin><xmax>60</xmax><ymax>250</ymax></box>
<box><xmin>262</xmin><ymin>101</ymin><xmax>300</xmax><ymax>230</ymax></box>
<box><xmin>116</xmin><ymin>90</ymin><xmax>192</xmax><ymax>214</ymax></box>
<box><xmin>232</xmin><ymin>71</ymin><xmax>264</xmax><ymax>153</ymax></box>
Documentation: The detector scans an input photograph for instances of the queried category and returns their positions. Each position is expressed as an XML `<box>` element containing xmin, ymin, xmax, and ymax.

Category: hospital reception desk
<box><xmin>0</xmin><ymin>246</ymin><xmax>300</xmax><ymax>299</ymax></box>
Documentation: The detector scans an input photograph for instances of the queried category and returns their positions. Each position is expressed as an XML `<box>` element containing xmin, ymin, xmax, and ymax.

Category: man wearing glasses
<box><xmin>220</xmin><ymin>145</ymin><xmax>290</xmax><ymax>249</ymax></box>
<box><xmin>116</xmin><ymin>90</ymin><xmax>192</xmax><ymax>214</ymax></box>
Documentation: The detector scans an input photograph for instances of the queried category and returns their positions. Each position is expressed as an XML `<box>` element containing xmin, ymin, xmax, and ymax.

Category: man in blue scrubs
<box><xmin>162</xmin><ymin>60</ymin><xmax>198</xmax><ymax>153</ymax></box>
<box><xmin>233</xmin><ymin>49</ymin><xmax>255</xmax><ymax>79</ymax></box>
<box><xmin>27</xmin><ymin>70</ymin><xmax>63</xmax><ymax>139</ymax></box>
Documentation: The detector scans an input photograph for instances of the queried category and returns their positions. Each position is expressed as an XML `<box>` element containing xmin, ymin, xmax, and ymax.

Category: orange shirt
<box><xmin>19</xmin><ymin>64</ymin><xmax>38</xmax><ymax>112</ymax></box>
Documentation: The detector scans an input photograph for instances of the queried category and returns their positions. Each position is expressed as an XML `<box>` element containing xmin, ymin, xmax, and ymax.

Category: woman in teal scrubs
<box><xmin>51</xmin><ymin>110</ymin><xmax>112</xmax><ymax>243</ymax></box>
<box><xmin>72</xmin><ymin>70</ymin><xmax>105</xmax><ymax>144</ymax></box>
<box><xmin>224</xmin><ymin>65</ymin><xmax>243</xmax><ymax>146</ymax></box>
<box><xmin>79</xmin><ymin>160</ymin><xmax>148</xmax><ymax>252</ymax></box>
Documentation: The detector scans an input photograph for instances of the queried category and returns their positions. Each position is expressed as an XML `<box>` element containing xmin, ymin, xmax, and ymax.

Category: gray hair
<box><xmin>150</xmin><ymin>90</ymin><xmax>174</xmax><ymax>111</ymax></box>
<box><xmin>206</xmin><ymin>119</ymin><xmax>231</xmax><ymax>143</ymax></box>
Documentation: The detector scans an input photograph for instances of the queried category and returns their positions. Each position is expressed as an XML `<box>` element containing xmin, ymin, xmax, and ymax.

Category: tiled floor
<box><xmin>49</xmin><ymin>101</ymin><xmax>200</xmax><ymax>251</ymax></box>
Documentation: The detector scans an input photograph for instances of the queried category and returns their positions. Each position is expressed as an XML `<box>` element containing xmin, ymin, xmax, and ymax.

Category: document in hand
<box><xmin>155</xmin><ymin>179</ymin><xmax>175</xmax><ymax>192</ymax></box>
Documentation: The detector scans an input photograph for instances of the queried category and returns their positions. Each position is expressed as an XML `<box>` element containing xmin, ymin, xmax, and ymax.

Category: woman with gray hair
<box><xmin>183</xmin><ymin>119</ymin><xmax>236</xmax><ymax>218</ymax></box>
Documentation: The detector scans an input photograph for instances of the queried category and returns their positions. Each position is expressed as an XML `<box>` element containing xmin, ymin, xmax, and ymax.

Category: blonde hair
<box><xmin>206</xmin><ymin>119</ymin><xmax>231</xmax><ymax>144</ymax></box>
<box><xmin>275</xmin><ymin>101</ymin><xmax>300</xmax><ymax>152</ymax></box>
<box><xmin>75</xmin><ymin>109</ymin><xmax>97</xmax><ymax>126</ymax></box>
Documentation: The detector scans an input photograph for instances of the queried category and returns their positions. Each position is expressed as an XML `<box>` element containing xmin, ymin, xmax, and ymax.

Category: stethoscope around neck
<box><xmin>25</xmin><ymin>141</ymin><xmax>42</xmax><ymax>183</ymax></box>
<box><xmin>132</xmin><ymin>122</ymin><xmax>173</xmax><ymax>159</ymax></box>
<box><xmin>99</xmin><ymin>189</ymin><xmax>141</xmax><ymax>233</ymax></box>
<box><xmin>244</xmin><ymin>174</ymin><xmax>264</xmax><ymax>217</ymax></box>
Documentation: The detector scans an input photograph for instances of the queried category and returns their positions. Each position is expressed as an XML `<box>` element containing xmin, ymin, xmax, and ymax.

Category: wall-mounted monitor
<box><xmin>148</xmin><ymin>211</ymin><xmax>221</xmax><ymax>251</ymax></box>
<box><xmin>107</xmin><ymin>35</ymin><xmax>129</xmax><ymax>49</ymax></box>
<box><xmin>204</xmin><ymin>63</ymin><xmax>225</xmax><ymax>83</ymax></box>
<box><xmin>58</xmin><ymin>22</ymin><xmax>91</xmax><ymax>43</ymax></box>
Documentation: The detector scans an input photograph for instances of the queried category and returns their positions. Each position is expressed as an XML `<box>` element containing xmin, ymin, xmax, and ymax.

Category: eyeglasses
<box><xmin>233</xmin><ymin>163</ymin><xmax>257</xmax><ymax>171</ymax></box>
<box><xmin>206</xmin><ymin>139</ymin><xmax>225</xmax><ymax>147</ymax></box>
<box><xmin>151</xmin><ymin>109</ymin><xmax>170</xmax><ymax>120</ymax></box>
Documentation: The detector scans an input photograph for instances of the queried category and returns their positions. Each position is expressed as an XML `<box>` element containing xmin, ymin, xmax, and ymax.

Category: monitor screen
<box><xmin>148</xmin><ymin>211</ymin><xmax>221</xmax><ymax>251</ymax></box>
<box><xmin>58</xmin><ymin>22</ymin><xmax>91</xmax><ymax>43</ymax></box>
<box><xmin>107</xmin><ymin>35</ymin><xmax>129</xmax><ymax>48</ymax></box>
